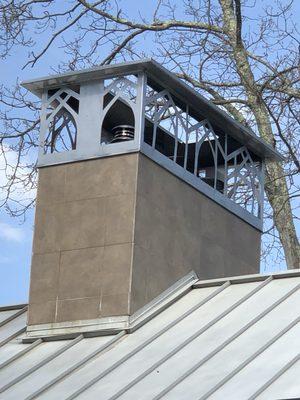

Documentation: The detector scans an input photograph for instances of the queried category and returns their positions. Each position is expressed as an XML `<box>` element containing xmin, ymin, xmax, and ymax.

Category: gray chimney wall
<box><xmin>28</xmin><ymin>152</ymin><xmax>260</xmax><ymax>328</ymax></box>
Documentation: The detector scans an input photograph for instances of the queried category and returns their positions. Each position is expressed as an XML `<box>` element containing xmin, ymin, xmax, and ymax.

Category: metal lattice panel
<box><xmin>40</xmin><ymin>88</ymin><xmax>80</xmax><ymax>154</ymax></box>
<box><xmin>143</xmin><ymin>86</ymin><xmax>264</xmax><ymax>219</ymax></box>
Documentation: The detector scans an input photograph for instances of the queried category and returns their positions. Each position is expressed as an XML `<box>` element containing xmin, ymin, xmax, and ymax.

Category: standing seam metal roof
<box><xmin>0</xmin><ymin>270</ymin><xmax>299</xmax><ymax>399</ymax></box>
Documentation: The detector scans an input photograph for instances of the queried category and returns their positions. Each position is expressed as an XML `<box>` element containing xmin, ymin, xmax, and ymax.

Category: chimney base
<box><xmin>28</xmin><ymin>152</ymin><xmax>260</xmax><ymax>330</ymax></box>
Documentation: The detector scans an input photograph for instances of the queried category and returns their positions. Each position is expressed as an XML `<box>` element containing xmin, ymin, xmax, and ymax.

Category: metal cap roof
<box><xmin>21</xmin><ymin>59</ymin><xmax>283</xmax><ymax>161</ymax></box>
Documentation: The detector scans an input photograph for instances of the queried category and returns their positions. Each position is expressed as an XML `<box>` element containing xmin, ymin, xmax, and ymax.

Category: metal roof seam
<box><xmin>0</xmin><ymin>304</ymin><xmax>28</xmax><ymax>312</ymax></box>
<box><xmin>248</xmin><ymin>353</ymin><xmax>300</xmax><ymax>400</ymax></box>
<box><xmin>153</xmin><ymin>281</ymin><xmax>300</xmax><ymax>400</ymax></box>
<box><xmin>0</xmin><ymin>327</ymin><xmax>26</xmax><ymax>349</ymax></box>
<box><xmin>129</xmin><ymin>278</ymin><xmax>226</xmax><ymax>335</ymax></box>
<box><xmin>0</xmin><ymin>306</ymin><xmax>27</xmax><ymax>328</ymax></box>
<box><xmin>108</xmin><ymin>277</ymin><xmax>272</xmax><ymax>400</ymax></box>
<box><xmin>23</xmin><ymin>330</ymin><xmax>127</xmax><ymax>400</ymax></box>
<box><xmin>0</xmin><ymin>338</ymin><xmax>42</xmax><ymax>370</ymax></box>
<box><xmin>64</xmin><ymin>282</ymin><xmax>231</xmax><ymax>400</ymax></box>
<box><xmin>197</xmin><ymin>315</ymin><xmax>300</xmax><ymax>400</ymax></box>
<box><xmin>0</xmin><ymin>334</ymin><xmax>84</xmax><ymax>394</ymax></box>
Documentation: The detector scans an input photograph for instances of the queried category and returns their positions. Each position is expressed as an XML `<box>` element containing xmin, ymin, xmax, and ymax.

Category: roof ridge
<box><xmin>194</xmin><ymin>269</ymin><xmax>300</xmax><ymax>288</ymax></box>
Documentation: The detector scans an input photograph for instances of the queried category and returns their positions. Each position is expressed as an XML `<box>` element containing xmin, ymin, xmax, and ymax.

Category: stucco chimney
<box><xmin>22</xmin><ymin>60</ymin><xmax>281</xmax><ymax>337</ymax></box>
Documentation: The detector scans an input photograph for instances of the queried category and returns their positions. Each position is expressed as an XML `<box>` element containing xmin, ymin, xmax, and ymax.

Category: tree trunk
<box><xmin>220</xmin><ymin>0</ymin><xmax>300</xmax><ymax>269</ymax></box>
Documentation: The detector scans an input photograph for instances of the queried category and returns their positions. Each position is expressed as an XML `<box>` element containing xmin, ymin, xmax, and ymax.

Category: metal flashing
<box><xmin>25</xmin><ymin>271</ymin><xmax>198</xmax><ymax>341</ymax></box>
<box><xmin>194</xmin><ymin>268</ymin><xmax>300</xmax><ymax>288</ymax></box>
<box><xmin>129</xmin><ymin>270</ymin><xmax>198</xmax><ymax>331</ymax></box>
<box><xmin>25</xmin><ymin>315</ymin><xmax>129</xmax><ymax>341</ymax></box>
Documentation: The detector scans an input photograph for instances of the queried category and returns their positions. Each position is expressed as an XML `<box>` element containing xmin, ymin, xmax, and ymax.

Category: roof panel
<box><xmin>0</xmin><ymin>336</ymin><xmax>32</xmax><ymax>367</ymax></box>
<box><xmin>212</xmin><ymin>324</ymin><xmax>300</xmax><ymax>400</ymax></box>
<box><xmin>0</xmin><ymin>271</ymin><xmax>299</xmax><ymax>399</ymax></box>
<box><xmin>0</xmin><ymin>312</ymin><xmax>27</xmax><ymax>343</ymax></box>
<box><xmin>0</xmin><ymin>310</ymin><xmax>18</xmax><ymax>324</ymax></box>
<box><xmin>161</xmin><ymin>290</ymin><xmax>300</xmax><ymax>400</ymax></box>
<box><xmin>257</xmin><ymin>359</ymin><xmax>300</xmax><ymax>400</ymax></box>
<box><xmin>0</xmin><ymin>341</ymin><xmax>65</xmax><ymax>388</ymax></box>
<box><xmin>115</xmin><ymin>280</ymin><xmax>299</xmax><ymax>400</ymax></box>
<box><xmin>70</xmin><ymin>285</ymin><xmax>258</xmax><ymax>399</ymax></box>
<box><xmin>2</xmin><ymin>336</ymin><xmax>114</xmax><ymax>400</ymax></box>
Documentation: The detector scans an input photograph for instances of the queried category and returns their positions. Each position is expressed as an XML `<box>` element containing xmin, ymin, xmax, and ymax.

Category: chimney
<box><xmin>22</xmin><ymin>60</ymin><xmax>280</xmax><ymax>338</ymax></box>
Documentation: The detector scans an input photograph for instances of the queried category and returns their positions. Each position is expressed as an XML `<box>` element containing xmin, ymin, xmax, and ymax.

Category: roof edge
<box><xmin>0</xmin><ymin>303</ymin><xmax>28</xmax><ymax>311</ymax></box>
<box><xmin>20</xmin><ymin>58</ymin><xmax>152</xmax><ymax>95</ymax></box>
<box><xmin>194</xmin><ymin>268</ymin><xmax>300</xmax><ymax>288</ymax></box>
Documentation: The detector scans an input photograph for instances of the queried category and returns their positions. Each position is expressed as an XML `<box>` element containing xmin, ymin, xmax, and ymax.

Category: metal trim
<box><xmin>194</xmin><ymin>269</ymin><xmax>300</xmax><ymax>288</ymax></box>
<box><xmin>30</xmin><ymin>61</ymin><xmax>269</xmax><ymax>228</ymax></box>
<box><xmin>142</xmin><ymin>85</ymin><xmax>265</xmax><ymax>221</ymax></box>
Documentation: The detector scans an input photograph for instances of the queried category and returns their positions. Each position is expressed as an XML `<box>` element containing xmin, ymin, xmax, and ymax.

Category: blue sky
<box><xmin>0</xmin><ymin>48</ymin><xmax>61</xmax><ymax>306</ymax></box>
<box><xmin>0</xmin><ymin>0</ymin><xmax>299</xmax><ymax>306</ymax></box>
<box><xmin>0</xmin><ymin>1</ymin><xmax>147</xmax><ymax>306</ymax></box>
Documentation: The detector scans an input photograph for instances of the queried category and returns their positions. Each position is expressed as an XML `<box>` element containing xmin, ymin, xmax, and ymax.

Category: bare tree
<box><xmin>0</xmin><ymin>0</ymin><xmax>299</xmax><ymax>268</ymax></box>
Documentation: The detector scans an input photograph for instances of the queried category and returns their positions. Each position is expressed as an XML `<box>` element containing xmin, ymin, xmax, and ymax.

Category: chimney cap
<box><xmin>21</xmin><ymin>58</ymin><xmax>283</xmax><ymax>162</ymax></box>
